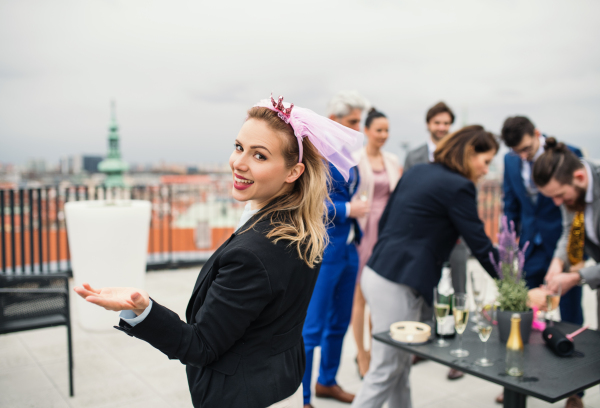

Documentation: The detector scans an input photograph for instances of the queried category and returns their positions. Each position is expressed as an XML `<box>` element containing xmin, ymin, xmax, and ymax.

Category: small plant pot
<box><xmin>497</xmin><ymin>309</ymin><xmax>534</xmax><ymax>344</ymax></box>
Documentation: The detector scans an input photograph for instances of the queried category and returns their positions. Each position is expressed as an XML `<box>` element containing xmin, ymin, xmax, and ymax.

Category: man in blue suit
<box><xmin>302</xmin><ymin>91</ymin><xmax>369</xmax><ymax>408</ymax></box>
<box><xmin>501</xmin><ymin>116</ymin><xmax>584</xmax><ymax>325</ymax></box>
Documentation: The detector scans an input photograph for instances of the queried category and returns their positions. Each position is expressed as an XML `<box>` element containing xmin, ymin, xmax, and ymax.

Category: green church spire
<box><xmin>98</xmin><ymin>100</ymin><xmax>129</xmax><ymax>187</ymax></box>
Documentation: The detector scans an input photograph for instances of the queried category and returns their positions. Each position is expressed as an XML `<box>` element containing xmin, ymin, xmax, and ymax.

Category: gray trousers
<box><xmin>352</xmin><ymin>266</ymin><xmax>424</xmax><ymax>408</ymax></box>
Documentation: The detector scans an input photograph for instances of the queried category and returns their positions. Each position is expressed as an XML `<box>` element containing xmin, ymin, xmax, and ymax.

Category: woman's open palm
<box><xmin>73</xmin><ymin>283</ymin><xmax>150</xmax><ymax>314</ymax></box>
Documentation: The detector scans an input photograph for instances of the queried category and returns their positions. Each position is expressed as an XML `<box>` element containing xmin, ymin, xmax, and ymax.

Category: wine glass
<box><xmin>433</xmin><ymin>287</ymin><xmax>451</xmax><ymax>347</ymax></box>
<box><xmin>450</xmin><ymin>293</ymin><xmax>469</xmax><ymax>358</ymax></box>
<box><xmin>475</xmin><ymin>303</ymin><xmax>496</xmax><ymax>367</ymax></box>
<box><xmin>470</xmin><ymin>269</ymin><xmax>487</xmax><ymax>332</ymax></box>
<box><xmin>544</xmin><ymin>278</ymin><xmax>562</xmax><ymax>327</ymax></box>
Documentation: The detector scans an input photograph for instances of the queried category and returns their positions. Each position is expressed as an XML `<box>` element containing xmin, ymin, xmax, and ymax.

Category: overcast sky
<box><xmin>1</xmin><ymin>0</ymin><xmax>599</xmax><ymax>167</ymax></box>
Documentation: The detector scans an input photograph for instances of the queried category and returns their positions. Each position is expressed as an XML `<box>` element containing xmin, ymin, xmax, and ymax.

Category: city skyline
<box><xmin>1</xmin><ymin>0</ymin><xmax>599</xmax><ymax>166</ymax></box>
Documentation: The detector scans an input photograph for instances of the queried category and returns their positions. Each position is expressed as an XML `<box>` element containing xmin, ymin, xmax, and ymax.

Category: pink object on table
<box><xmin>566</xmin><ymin>325</ymin><xmax>589</xmax><ymax>341</ymax></box>
<box><xmin>532</xmin><ymin>306</ymin><xmax>546</xmax><ymax>331</ymax></box>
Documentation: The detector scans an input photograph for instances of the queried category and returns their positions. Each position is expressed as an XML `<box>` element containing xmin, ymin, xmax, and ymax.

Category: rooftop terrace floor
<box><xmin>1</xmin><ymin>260</ymin><xmax>599</xmax><ymax>408</ymax></box>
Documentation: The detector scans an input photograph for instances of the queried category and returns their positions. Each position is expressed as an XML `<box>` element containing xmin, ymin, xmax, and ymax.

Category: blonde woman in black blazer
<box><xmin>74</xmin><ymin>98</ymin><xmax>363</xmax><ymax>408</ymax></box>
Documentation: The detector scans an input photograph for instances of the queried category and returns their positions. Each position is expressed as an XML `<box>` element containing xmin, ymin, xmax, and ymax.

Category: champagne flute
<box><xmin>433</xmin><ymin>287</ymin><xmax>451</xmax><ymax>347</ymax></box>
<box><xmin>475</xmin><ymin>303</ymin><xmax>496</xmax><ymax>367</ymax></box>
<box><xmin>544</xmin><ymin>279</ymin><xmax>562</xmax><ymax>327</ymax></box>
<box><xmin>470</xmin><ymin>270</ymin><xmax>487</xmax><ymax>332</ymax></box>
<box><xmin>450</xmin><ymin>293</ymin><xmax>469</xmax><ymax>357</ymax></box>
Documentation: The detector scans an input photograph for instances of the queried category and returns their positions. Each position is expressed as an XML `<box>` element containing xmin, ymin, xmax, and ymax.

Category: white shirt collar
<box><xmin>533</xmin><ymin>135</ymin><xmax>546</xmax><ymax>162</ymax></box>
<box><xmin>427</xmin><ymin>138</ymin><xmax>437</xmax><ymax>162</ymax></box>
<box><xmin>237</xmin><ymin>202</ymin><xmax>259</xmax><ymax>231</ymax></box>
<box><xmin>582</xmin><ymin>160</ymin><xmax>594</xmax><ymax>204</ymax></box>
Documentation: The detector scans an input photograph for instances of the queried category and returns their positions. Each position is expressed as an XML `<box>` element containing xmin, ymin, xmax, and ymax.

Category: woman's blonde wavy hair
<box><xmin>240</xmin><ymin>107</ymin><xmax>330</xmax><ymax>269</ymax></box>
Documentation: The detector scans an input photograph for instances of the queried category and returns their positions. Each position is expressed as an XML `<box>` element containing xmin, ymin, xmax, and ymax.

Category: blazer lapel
<box><xmin>417</xmin><ymin>145</ymin><xmax>429</xmax><ymax>164</ymax></box>
<box><xmin>592</xmin><ymin>163</ymin><xmax>600</xmax><ymax>244</ymax></box>
<box><xmin>508</xmin><ymin>155</ymin><xmax>534</xmax><ymax>211</ymax></box>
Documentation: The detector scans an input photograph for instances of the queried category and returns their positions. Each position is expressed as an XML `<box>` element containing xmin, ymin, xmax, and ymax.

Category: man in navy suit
<box><xmin>501</xmin><ymin>116</ymin><xmax>584</xmax><ymax>325</ymax></box>
<box><xmin>302</xmin><ymin>91</ymin><xmax>368</xmax><ymax>407</ymax></box>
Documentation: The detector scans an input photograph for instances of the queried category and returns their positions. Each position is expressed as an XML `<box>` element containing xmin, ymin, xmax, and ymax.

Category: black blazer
<box><xmin>115</xmin><ymin>214</ymin><xmax>321</xmax><ymax>408</ymax></box>
<box><xmin>368</xmin><ymin>163</ymin><xmax>499</xmax><ymax>305</ymax></box>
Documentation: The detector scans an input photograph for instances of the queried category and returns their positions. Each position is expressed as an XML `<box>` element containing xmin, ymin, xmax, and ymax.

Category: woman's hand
<box><xmin>73</xmin><ymin>283</ymin><xmax>150</xmax><ymax>316</ymax></box>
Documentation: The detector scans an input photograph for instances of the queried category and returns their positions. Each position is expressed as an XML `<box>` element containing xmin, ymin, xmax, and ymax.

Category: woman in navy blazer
<box><xmin>74</xmin><ymin>101</ymin><xmax>363</xmax><ymax>408</ymax></box>
<box><xmin>353</xmin><ymin>126</ymin><xmax>501</xmax><ymax>408</ymax></box>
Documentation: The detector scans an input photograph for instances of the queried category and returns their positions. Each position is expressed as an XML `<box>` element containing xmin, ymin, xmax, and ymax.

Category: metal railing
<box><xmin>0</xmin><ymin>181</ymin><xmax>245</xmax><ymax>276</ymax></box>
<box><xmin>0</xmin><ymin>179</ymin><xmax>503</xmax><ymax>276</ymax></box>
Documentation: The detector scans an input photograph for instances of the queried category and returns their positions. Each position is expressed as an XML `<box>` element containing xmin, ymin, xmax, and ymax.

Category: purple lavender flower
<box><xmin>516</xmin><ymin>241</ymin><xmax>530</xmax><ymax>281</ymax></box>
<box><xmin>494</xmin><ymin>215</ymin><xmax>527</xmax><ymax>282</ymax></box>
<box><xmin>489</xmin><ymin>251</ymin><xmax>503</xmax><ymax>278</ymax></box>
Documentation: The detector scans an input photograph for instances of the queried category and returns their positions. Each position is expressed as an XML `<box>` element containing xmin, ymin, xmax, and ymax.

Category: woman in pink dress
<box><xmin>351</xmin><ymin>108</ymin><xmax>401</xmax><ymax>378</ymax></box>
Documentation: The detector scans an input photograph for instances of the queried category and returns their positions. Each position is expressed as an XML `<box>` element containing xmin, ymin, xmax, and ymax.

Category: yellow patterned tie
<box><xmin>567</xmin><ymin>211</ymin><xmax>585</xmax><ymax>265</ymax></box>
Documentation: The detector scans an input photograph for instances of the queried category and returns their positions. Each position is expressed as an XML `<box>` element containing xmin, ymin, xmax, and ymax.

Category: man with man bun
<box><xmin>531</xmin><ymin>138</ymin><xmax>599</xmax><ymax>408</ymax></box>
<box><xmin>501</xmin><ymin>116</ymin><xmax>584</xmax><ymax>326</ymax></box>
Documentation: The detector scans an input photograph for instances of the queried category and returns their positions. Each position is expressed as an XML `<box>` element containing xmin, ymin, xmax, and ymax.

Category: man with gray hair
<box><xmin>327</xmin><ymin>90</ymin><xmax>369</xmax><ymax>131</ymax></box>
<box><xmin>302</xmin><ymin>91</ymin><xmax>369</xmax><ymax>407</ymax></box>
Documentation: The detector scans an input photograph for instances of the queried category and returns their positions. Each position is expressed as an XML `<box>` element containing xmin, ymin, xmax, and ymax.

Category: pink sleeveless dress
<box><xmin>357</xmin><ymin>168</ymin><xmax>391</xmax><ymax>279</ymax></box>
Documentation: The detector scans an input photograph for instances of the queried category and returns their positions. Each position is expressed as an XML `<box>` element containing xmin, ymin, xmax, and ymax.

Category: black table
<box><xmin>374</xmin><ymin>321</ymin><xmax>600</xmax><ymax>408</ymax></box>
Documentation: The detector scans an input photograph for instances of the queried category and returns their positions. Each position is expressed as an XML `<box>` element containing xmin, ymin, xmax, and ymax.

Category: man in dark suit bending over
<box><xmin>501</xmin><ymin>116</ymin><xmax>584</xmax><ymax>326</ymax></box>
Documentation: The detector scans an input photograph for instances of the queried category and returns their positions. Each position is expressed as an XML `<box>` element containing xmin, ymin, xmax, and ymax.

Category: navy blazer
<box><xmin>115</xmin><ymin>214</ymin><xmax>320</xmax><ymax>408</ymax></box>
<box><xmin>367</xmin><ymin>163</ymin><xmax>499</xmax><ymax>305</ymax></box>
<box><xmin>323</xmin><ymin>163</ymin><xmax>361</xmax><ymax>262</ymax></box>
<box><xmin>503</xmin><ymin>143</ymin><xmax>582</xmax><ymax>260</ymax></box>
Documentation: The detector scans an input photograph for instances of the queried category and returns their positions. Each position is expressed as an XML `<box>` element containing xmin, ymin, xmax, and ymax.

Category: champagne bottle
<box><xmin>435</xmin><ymin>263</ymin><xmax>456</xmax><ymax>339</ymax></box>
<box><xmin>505</xmin><ymin>313</ymin><xmax>524</xmax><ymax>377</ymax></box>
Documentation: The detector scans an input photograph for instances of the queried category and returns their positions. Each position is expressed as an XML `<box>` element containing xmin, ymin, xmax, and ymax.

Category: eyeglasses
<box><xmin>512</xmin><ymin>144</ymin><xmax>534</xmax><ymax>156</ymax></box>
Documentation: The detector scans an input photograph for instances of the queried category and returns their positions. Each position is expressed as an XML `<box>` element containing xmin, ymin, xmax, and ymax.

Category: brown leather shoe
<box><xmin>412</xmin><ymin>355</ymin><xmax>426</xmax><ymax>365</ymax></box>
<box><xmin>447</xmin><ymin>368</ymin><xmax>464</xmax><ymax>380</ymax></box>
<box><xmin>565</xmin><ymin>395</ymin><xmax>584</xmax><ymax>408</ymax></box>
<box><xmin>303</xmin><ymin>405</ymin><xmax>314</xmax><ymax>408</ymax></box>
<box><xmin>495</xmin><ymin>392</ymin><xmax>504</xmax><ymax>404</ymax></box>
<box><xmin>315</xmin><ymin>383</ymin><xmax>355</xmax><ymax>403</ymax></box>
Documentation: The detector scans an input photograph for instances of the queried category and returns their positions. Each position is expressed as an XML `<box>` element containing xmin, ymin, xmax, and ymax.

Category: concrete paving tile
<box><xmin>104</xmin><ymin>340</ymin><xmax>172</xmax><ymax>373</ymax></box>
<box><xmin>0</xmin><ymin>338</ymin><xmax>38</xmax><ymax>372</ymax></box>
<box><xmin>101</xmin><ymin>395</ymin><xmax>172</xmax><ymax>408</ymax></box>
<box><xmin>421</xmin><ymin>394</ymin><xmax>493</xmax><ymax>408</ymax></box>
<box><xmin>55</xmin><ymin>372</ymin><xmax>156</xmax><ymax>408</ymax></box>
<box><xmin>91</xmin><ymin>329</ymin><xmax>147</xmax><ymax>353</ymax></box>
<box><xmin>0</xmin><ymin>366</ymin><xmax>69</xmax><ymax>407</ymax></box>
<box><xmin>41</xmin><ymin>351</ymin><xmax>128</xmax><ymax>390</ymax></box>
<box><xmin>135</xmin><ymin>360</ymin><xmax>189</xmax><ymax>398</ymax></box>
<box><xmin>0</xmin><ymin>387</ymin><xmax>69</xmax><ymax>408</ymax></box>
<box><xmin>160</xmin><ymin>389</ymin><xmax>194</xmax><ymax>408</ymax></box>
<box><xmin>18</xmin><ymin>326</ymin><xmax>100</xmax><ymax>364</ymax></box>
<box><xmin>0</xmin><ymin>332</ymin><xmax>22</xmax><ymax>348</ymax></box>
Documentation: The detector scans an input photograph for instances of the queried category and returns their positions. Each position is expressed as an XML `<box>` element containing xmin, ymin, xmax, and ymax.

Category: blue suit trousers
<box><xmin>302</xmin><ymin>244</ymin><xmax>358</xmax><ymax>404</ymax></box>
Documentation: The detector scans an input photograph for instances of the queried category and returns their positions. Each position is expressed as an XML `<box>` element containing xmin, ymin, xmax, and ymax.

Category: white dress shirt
<box><xmin>583</xmin><ymin>160</ymin><xmax>599</xmax><ymax>246</ymax></box>
<box><xmin>427</xmin><ymin>139</ymin><xmax>436</xmax><ymax>163</ymax></box>
<box><xmin>521</xmin><ymin>136</ymin><xmax>546</xmax><ymax>198</ymax></box>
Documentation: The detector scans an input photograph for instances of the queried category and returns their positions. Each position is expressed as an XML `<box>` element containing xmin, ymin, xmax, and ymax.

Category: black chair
<box><xmin>0</xmin><ymin>274</ymin><xmax>73</xmax><ymax>396</ymax></box>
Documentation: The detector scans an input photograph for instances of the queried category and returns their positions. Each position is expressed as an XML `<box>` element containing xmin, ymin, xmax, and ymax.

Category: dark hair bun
<box><xmin>365</xmin><ymin>107</ymin><xmax>386</xmax><ymax>128</ymax></box>
<box><xmin>544</xmin><ymin>137</ymin><xmax>567</xmax><ymax>153</ymax></box>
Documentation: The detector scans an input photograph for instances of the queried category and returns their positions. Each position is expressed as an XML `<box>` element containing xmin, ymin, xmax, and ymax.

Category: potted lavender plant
<box><xmin>490</xmin><ymin>216</ymin><xmax>534</xmax><ymax>344</ymax></box>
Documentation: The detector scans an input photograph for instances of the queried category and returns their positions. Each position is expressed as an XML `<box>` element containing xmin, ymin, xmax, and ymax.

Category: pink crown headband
<box><xmin>254</xmin><ymin>94</ymin><xmax>363</xmax><ymax>181</ymax></box>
